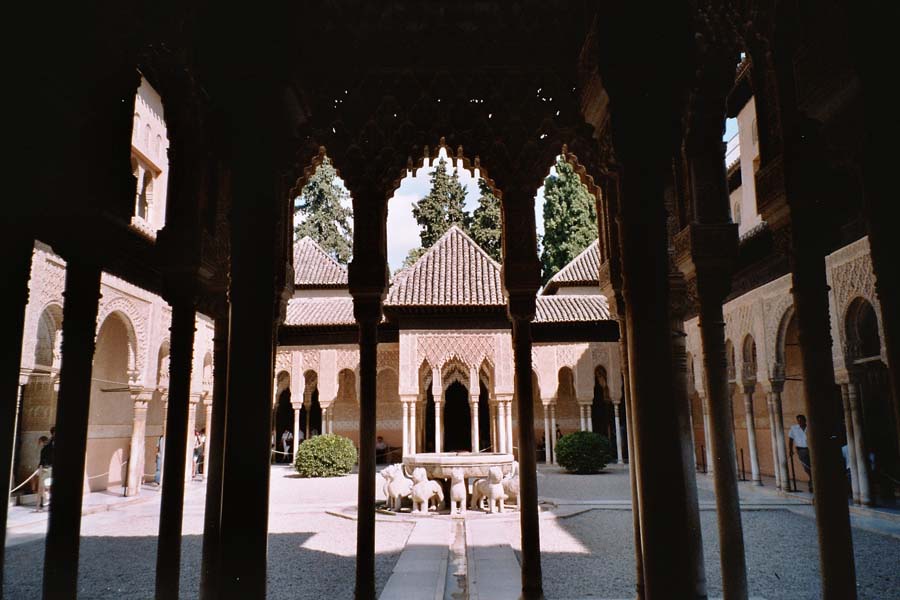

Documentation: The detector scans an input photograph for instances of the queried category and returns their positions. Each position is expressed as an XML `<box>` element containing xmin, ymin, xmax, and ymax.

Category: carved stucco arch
<box><xmin>96</xmin><ymin>298</ymin><xmax>145</xmax><ymax>382</ymax></box>
<box><xmin>31</xmin><ymin>301</ymin><xmax>64</xmax><ymax>372</ymax></box>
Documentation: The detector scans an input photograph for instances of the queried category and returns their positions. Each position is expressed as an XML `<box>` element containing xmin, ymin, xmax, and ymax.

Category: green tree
<box><xmin>294</xmin><ymin>157</ymin><xmax>354</xmax><ymax>264</ymax></box>
<box><xmin>411</xmin><ymin>158</ymin><xmax>469</xmax><ymax>248</ymax></box>
<box><xmin>540</xmin><ymin>157</ymin><xmax>597</xmax><ymax>283</ymax></box>
<box><xmin>469</xmin><ymin>178</ymin><xmax>503</xmax><ymax>261</ymax></box>
<box><xmin>402</xmin><ymin>246</ymin><xmax>427</xmax><ymax>268</ymax></box>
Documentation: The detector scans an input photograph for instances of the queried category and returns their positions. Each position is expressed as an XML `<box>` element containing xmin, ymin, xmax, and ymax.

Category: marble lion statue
<box><xmin>471</xmin><ymin>466</ymin><xmax>507</xmax><ymax>513</ymax></box>
<box><xmin>502</xmin><ymin>461</ymin><xmax>520</xmax><ymax>509</ymax></box>
<box><xmin>381</xmin><ymin>464</ymin><xmax>412</xmax><ymax>511</ymax></box>
<box><xmin>411</xmin><ymin>467</ymin><xmax>444</xmax><ymax>513</ymax></box>
<box><xmin>448</xmin><ymin>467</ymin><xmax>467</xmax><ymax>516</ymax></box>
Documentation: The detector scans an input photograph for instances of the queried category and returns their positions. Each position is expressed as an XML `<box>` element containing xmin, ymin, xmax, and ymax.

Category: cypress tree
<box><xmin>294</xmin><ymin>157</ymin><xmax>354</xmax><ymax>264</ymax></box>
<box><xmin>540</xmin><ymin>157</ymin><xmax>597</xmax><ymax>283</ymax></box>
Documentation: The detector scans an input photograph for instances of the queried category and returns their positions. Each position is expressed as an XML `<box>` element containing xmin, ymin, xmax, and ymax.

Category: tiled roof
<box><xmin>293</xmin><ymin>237</ymin><xmax>348</xmax><ymax>288</ymax></box>
<box><xmin>385</xmin><ymin>226</ymin><xmax>505</xmax><ymax>307</ymax></box>
<box><xmin>534</xmin><ymin>295</ymin><xmax>609</xmax><ymax>323</ymax></box>
<box><xmin>285</xmin><ymin>297</ymin><xmax>355</xmax><ymax>327</ymax></box>
<box><xmin>543</xmin><ymin>240</ymin><xmax>600</xmax><ymax>293</ymax></box>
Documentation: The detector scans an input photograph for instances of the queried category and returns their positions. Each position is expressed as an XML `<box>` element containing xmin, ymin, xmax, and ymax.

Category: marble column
<box><xmin>292</xmin><ymin>402</ymin><xmax>302</xmax><ymax>461</ymax></box>
<box><xmin>497</xmin><ymin>400</ymin><xmax>508</xmax><ymax>454</ymax></box>
<box><xmin>771</xmin><ymin>383</ymin><xmax>790</xmax><ymax>491</ymax></box>
<box><xmin>471</xmin><ymin>397</ymin><xmax>480</xmax><ymax>453</ymax></box>
<box><xmin>613</xmin><ymin>403</ymin><xmax>624</xmax><ymax>464</ymax></box>
<box><xmin>489</xmin><ymin>402</ymin><xmax>497</xmax><ymax>452</ymax></box>
<box><xmin>43</xmin><ymin>260</ymin><xmax>102</xmax><ymax>599</ymax></box>
<box><xmin>765</xmin><ymin>393</ymin><xmax>782</xmax><ymax>489</ymax></box>
<box><xmin>401</xmin><ymin>401</ymin><xmax>409</xmax><ymax>456</ymax></box>
<box><xmin>185</xmin><ymin>394</ymin><xmax>200</xmax><ymax>482</ymax></box>
<box><xmin>579</xmin><ymin>405</ymin><xmax>586</xmax><ymax>431</ymax></box>
<box><xmin>409</xmin><ymin>400</ymin><xmax>417</xmax><ymax>454</ymax></box>
<box><xmin>543</xmin><ymin>404</ymin><xmax>552</xmax><ymax>464</ymax></box>
<box><xmin>505</xmin><ymin>398</ymin><xmax>514</xmax><ymax>454</ymax></box>
<box><xmin>742</xmin><ymin>384</ymin><xmax>762</xmax><ymax>486</ymax></box>
<box><xmin>200</xmin><ymin>315</ymin><xmax>229</xmax><ymax>600</ymax></box>
<box><xmin>432</xmin><ymin>370</ymin><xmax>442</xmax><ymax>452</ymax></box>
<box><xmin>156</xmin><ymin>301</ymin><xmax>197</xmax><ymax>599</ymax></box>
<box><xmin>0</xmin><ymin>233</ymin><xmax>32</xmax><ymax>577</ymax></box>
<box><xmin>126</xmin><ymin>390</ymin><xmax>152</xmax><ymax>496</ymax></box>
<box><xmin>847</xmin><ymin>380</ymin><xmax>872</xmax><ymax>506</ymax></box>
<box><xmin>321</xmin><ymin>406</ymin><xmax>329</xmax><ymax>435</ymax></box>
<box><xmin>586</xmin><ymin>405</ymin><xmax>593</xmax><ymax>432</ymax></box>
<box><xmin>700</xmin><ymin>391</ymin><xmax>713</xmax><ymax>473</ymax></box>
<box><xmin>839</xmin><ymin>383</ymin><xmax>860</xmax><ymax>504</ymax></box>
<box><xmin>550</xmin><ymin>405</ymin><xmax>558</xmax><ymax>464</ymax></box>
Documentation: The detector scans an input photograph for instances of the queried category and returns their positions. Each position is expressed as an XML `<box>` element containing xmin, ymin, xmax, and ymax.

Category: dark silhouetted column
<box><xmin>155</xmin><ymin>300</ymin><xmax>196</xmax><ymax>599</ymax></box>
<box><xmin>42</xmin><ymin>260</ymin><xmax>102</xmax><ymax>600</ymax></box>
<box><xmin>0</xmin><ymin>234</ymin><xmax>33</xmax><ymax>591</ymax></box>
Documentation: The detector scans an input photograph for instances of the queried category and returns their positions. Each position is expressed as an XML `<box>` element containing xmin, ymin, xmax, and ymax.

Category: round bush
<box><xmin>555</xmin><ymin>431</ymin><xmax>611</xmax><ymax>474</ymax></box>
<box><xmin>294</xmin><ymin>434</ymin><xmax>358</xmax><ymax>477</ymax></box>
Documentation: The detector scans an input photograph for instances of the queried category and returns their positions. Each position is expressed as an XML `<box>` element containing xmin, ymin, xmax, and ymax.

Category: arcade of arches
<box><xmin>4</xmin><ymin>3</ymin><xmax>899</xmax><ymax>600</ymax></box>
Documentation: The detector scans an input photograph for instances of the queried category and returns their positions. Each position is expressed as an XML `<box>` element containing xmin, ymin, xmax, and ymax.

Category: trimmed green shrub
<box><xmin>555</xmin><ymin>431</ymin><xmax>611</xmax><ymax>474</ymax></box>
<box><xmin>294</xmin><ymin>434</ymin><xmax>358</xmax><ymax>477</ymax></box>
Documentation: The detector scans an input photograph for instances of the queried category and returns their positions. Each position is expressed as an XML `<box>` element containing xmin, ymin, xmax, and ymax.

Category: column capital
<box><xmin>189</xmin><ymin>392</ymin><xmax>202</xmax><ymax>405</ymax></box>
<box><xmin>290</xmin><ymin>402</ymin><xmax>303</xmax><ymax>411</ymax></box>
<box><xmin>399</xmin><ymin>394</ymin><xmax>418</xmax><ymax>404</ymax></box>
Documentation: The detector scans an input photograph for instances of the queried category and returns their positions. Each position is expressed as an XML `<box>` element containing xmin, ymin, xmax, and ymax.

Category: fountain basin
<box><xmin>402</xmin><ymin>452</ymin><xmax>515</xmax><ymax>479</ymax></box>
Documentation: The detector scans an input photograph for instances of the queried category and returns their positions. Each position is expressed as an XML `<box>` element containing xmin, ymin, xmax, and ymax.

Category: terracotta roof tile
<box><xmin>544</xmin><ymin>240</ymin><xmax>600</xmax><ymax>293</ymax></box>
<box><xmin>385</xmin><ymin>226</ymin><xmax>505</xmax><ymax>307</ymax></box>
<box><xmin>285</xmin><ymin>297</ymin><xmax>355</xmax><ymax>327</ymax></box>
<box><xmin>293</xmin><ymin>237</ymin><xmax>348</xmax><ymax>288</ymax></box>
<box><xmin>534</xmin><ymin>295</ymin><xmax>609</xmax><ymax>323</ymax></box>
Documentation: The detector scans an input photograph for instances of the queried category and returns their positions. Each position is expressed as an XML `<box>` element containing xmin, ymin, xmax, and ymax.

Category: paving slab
<box><xmin>379</xmin><ymin>519</ymin><xmax>449</xmax><ymax>600</ymax></box>
<box><xmin>466</xmin><ymin>519</ymin><xmax>521</xmax><ymax>600</ymax></box>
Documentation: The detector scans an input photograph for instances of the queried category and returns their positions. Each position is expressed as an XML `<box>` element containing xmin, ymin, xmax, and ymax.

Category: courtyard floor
<box><xmin>4</xmin><ymin>463</ymin><xmax>900</xmax><ymax>599</ymax></box>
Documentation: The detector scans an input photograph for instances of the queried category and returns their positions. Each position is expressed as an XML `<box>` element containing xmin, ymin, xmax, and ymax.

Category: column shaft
<box><xmin>409</xmin><ymin>401</ymin><xmax>419</xmax><ymax>454</ymax></box>
<box><xmin>471</xmin><ymin>398</ymin><xmax>480</xmax><ymax>452</ymax></box>
<box><xmin>498</xmin><ymin>401</ymin><xmax>508</xmax><ymax>454</ymax></box>
<box><xmin>543</xmin><ymin>405</ymin><xmax>551</xmax><ymax>463</ymax></box>
<box><xmin>614</xmin><ymin>403</ymin><xmax>624</xmax><ymax>464</ymax></box>
<box><xmin>743</xmin><ymin>388</ymin><xmax>762</xmax><ymax>485</ymax></box>
<box><xmin>0</xmin><ymin>234</ymin><xmax>33</xmax><ymax>585</ymax></box>
<box><xmin>697</xmin><ymin>295</ymin><xmax>748</xmax><ymax>598</ymax></box>
<box><xmin>505</xmin><ymin>400</ymin><xmax>514</xmax><ymax>454</ymax></box>
<box><xmin>586</xmin><ymin>405</ymin><xmax>593</xmax><ymax>432</ymax></box>
<box><xmin>579</xmin><ymin>405</ymin><xmax>586</xmax><ymax>431</ymax></box>
<box><xmin>701</xmin><ymin>400</ymin><xmax>713</xmax><ymax>474</ymax></box>
<box><xmin>772</xmin><ymin>389</ymin><xmax>790</xmax><ymax>490</ymax></box>
<box><xmin>185</xmin><ymin>397</ymin><xmax>199</xmax><ymax>482</ymax></box>
<box><xmin>434</xmin><ymin>400</ymin><xmax>442</xmax><ymax>452</ymax></box>
<box><xmin>402</xmin><ymin>402</ymin><xmax>409</xmax><ymax>456</ymax></box>
<box><xmin>550</xmin><ymin>405</ymin><xmax>558</xmax><ymax>464</ymax></box>
<box><xmin>840</xmin><ymin>384</ymin><xmax>860</xmax><ymax>504</ymax></box>
<box><xmin>127</xmin><ymin>398</ymin><xmax>149</xmax><ymax>495</ymax></box>
<box><xmin>200</xmin><ymin>315</ymin><xmax>229</xmax><ymax>600</ymax></box>
<box><xmin>155</xmin><ymin>302</ymin><xmax>196</xmax><ymax>599</ymax></box>
<box><xmin>848</xmin><ymin>382</ymin><xmax>872</xmax><ymax>506</ymax></box>
<box><xmin>354</xmin><ymin>313</ymin><xmax>379</xmax><ymax>599</ymax></box>
<box><xmin>766</xmin><ymin>394</ymin><xmax>781</xmax><ymax>489</ymax></box>
<box><xmin>511</xmin><ymin>318</ymin><xmax>543</xmax><ymax>599</ymax></box>
<box><xmin>204</xmin><ymin>402</ymin><xmax>213</xmax><ymax>478</ymax></box>
<box><xmin>292</xmin><ymin>406</ymin><xmax>301</xmax><ymax>462</ymax></box>
<box><xmin>42</xmin><ymin>261</ymin><xmax>102</xmax><ymax>600</ymax></box>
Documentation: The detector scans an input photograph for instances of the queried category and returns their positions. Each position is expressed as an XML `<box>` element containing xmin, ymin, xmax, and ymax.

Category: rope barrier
<box><xmin>9</xmin><ymin>469</ymin><xmax>40</xmax><ymax>494</ymax></box>
<box><xmin>86</xmin><ymin>460</ymin><xmax>127</xmax><ymax>480</ymax></box>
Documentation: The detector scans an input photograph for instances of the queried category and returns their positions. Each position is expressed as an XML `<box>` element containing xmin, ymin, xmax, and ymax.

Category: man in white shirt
<box><xmin>789</xmin><ymin>414</ymin><xmax>812</xmax><ymax>492</ymax></box>
<box><xmin>281</xmin><ymin>429</ymin><xmax>293</xmax><ymax>463</ymax></box>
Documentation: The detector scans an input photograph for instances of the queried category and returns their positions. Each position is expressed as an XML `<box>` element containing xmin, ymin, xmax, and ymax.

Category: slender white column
<box><xmin>700</xmin><ymin>391</ymin><xmax>713</xmax><ymax>474</ymax></box>
<box><xmin>840</xmin><ymin>384</ymin><xmax>860</xmax><ymax>503</ymax></box>
<box><xmin>550</xmin><ymin>404</ymin><xmax>558</xmax><ymax>464</ymax></box>
<box><xmin>185</xmin><ymin>395</ymin><xmax>200</xmax><ymax>482</ymax></box>
<box><xmin>766</xmin><ymin>394</ymin><xmax>781</xmax><ymax>489</ymax></box>
<box><xmin>497</xmin><ymin>401</ymin><xmax>507</xmax><ymax>454</ymax></box>
<box><xmin>771</xmin><ymin>387</ymin><xmax>789</xmax><ymax>489</ymax></box>
<box><xmin>127</xmin><ymin>392</ymin><xmax>151</xmax><ymax>496</ymax></box>
<box><xmin>401</xmin><ymin>402</ymin><xmax>409</xmax><ymax>456</ymax></box>
<box><xmin>292</xmin><ymin>403</ymin><xmax>301</xmax><ymax>463</ymax></box>
<box><xmin>743</xmin><ymin>385</ymin><xmax>762</xmax><ymax>486</ymax></box>
<box><xmin>409</xmin><ymin>401</ymin><xmax>419</xmax><ymax>454</ymax></box>
<box><xmin>204</xmin><ymin>400</ymin><xmax>213</xmax><ymax>479</ymax></box>
<box><xmin>321</xmin><ymin>407</ymin><xmax>328</xmax><ymax>435</ymax></box>
<box><xmin>489</xmin><ymin>403</ymin><xmax>497</xmax><ymax>451</ymax></box>
<box><xmin>543</xmin><ymin>404</ymin><xmax>552</xmax><ymax>464</ymax></box>
<box><xmin>586</xmin><ymin>405</ymin><xmax>593</xmax><ymax>432</ymax></box>
<box><xmin>579</xmin><ymin>405</ymin><xmax>586</xmax><ymax>432</ymax></box>
<box><xmin>505</xmin><ymin>399</ymin><xmax>513</xmax><ymax>454</ymax></box>
<box><xmin>471</xmin><ymin>397</ymin><xmax>480</xmax><ymax>452</ymax></box>
<box><xmin>848</xmin><ymin>381</ymin><xmax>872</xmax><ymax>505</ymax></box>
<box><xmin>435</xmin><ymin>397</ymin><xmax>443</xmax><ymax>452</ymax></box>
<box><xmin>613</xmin><ymin>402</ymin><xmax>624</xmax><ymax>464</ymax></box>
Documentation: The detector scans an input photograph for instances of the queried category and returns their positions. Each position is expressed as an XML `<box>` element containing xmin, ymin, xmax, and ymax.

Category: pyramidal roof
<box><xmin>385</xmin><ymin>225</ymin><xmax>504</xmax><ymax>307</ymax></box>
<box><xmin>293</xmin><ymin>237</ymin><xmax>348</xmax><ymax>288</ymax></box>
<box><xmin>543</xmin><ymin>240</ymin><xmax>600</xmax><ymax>294</ymax></box>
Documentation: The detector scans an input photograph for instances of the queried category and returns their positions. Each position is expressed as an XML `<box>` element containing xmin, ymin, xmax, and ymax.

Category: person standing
<box><xmin>789</xmin><ymin>414</ymin><xmax>812</xmax><ymax>492</ymax></box>
<box><xmin>281</xmin><ymin>429</ymin><xmax>293</xmax><ymax>463</ymax></box>
<box><xmin>37</xmin><ymin>435</ymin><xmax>53</xmax><ymax>509</ymax></box>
